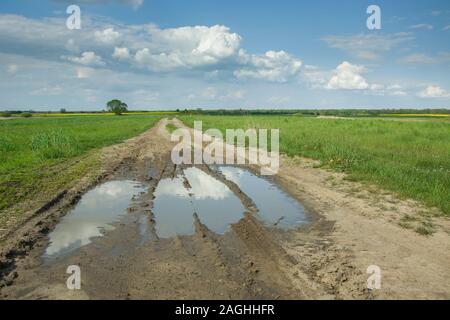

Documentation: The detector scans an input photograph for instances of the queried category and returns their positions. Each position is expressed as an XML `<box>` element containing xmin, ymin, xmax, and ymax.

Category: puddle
<box><xmin>153</xmin><ymin>167</ymin><xmax>246</xmax><ymax>238</ymax></box>
<box><xmin>42</xmin><ymin>165</ymin><xmax>308</xmax><ymax>260</ymax></box>
<box><xmin>43</xmin><ymin>180</ymin><xmax>146</xmax><ymax>260</ymax></box>
<box><xmin>217</xmin><ymin>166</ymin><xmax>307</xmax><ymax>228</ymax></box>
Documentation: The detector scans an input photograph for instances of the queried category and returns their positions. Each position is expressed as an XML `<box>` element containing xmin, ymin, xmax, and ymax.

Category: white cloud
<box><xmin>133</xmin><ymin>25</ymin><xmax>242</xmax><ymax>71</ymax></box>
<box><xmin>134</xmin><ymin>48</ymin><xmax>185</xmax><ymax>70</ymax></box>
<box><xmin>67</xmin><ymin>51</ymin><xmax>105</xmax><ymax>66</ymax></box>
<box><xmin>322</xmin><ymin>33</ymin><xmax>414</xmax><ymax>60</ymax></box>
<box><xmin>307</xmin><ymin>62</ymin><xmax>407</xmax><ymax>96</ymax></box>
<box><xmin>234</xmin><ymin>50</ymin><xmax>302</xmax><ymax>82</ymax></box>
<box><xmin>443</xmin><ymin>25</ymin><xmax>450</xmax><ymax>31</ymax></box>
<box><xmin>326</xmin><ymin>61</ymin><xmax>369</xmax><ymax>90</ymax></box>
<box><xmin>409</xmin><ymin>24</ymin><xmax>434</xmax><ymax>30</ymax></box>
<box><xmin>112</xmin><ymin>47</ymin><xmax>131</xmax><ymax>60</ymax></box>
<box><xmin>95</xmin><ymin>28</ymin><xmax>120</xmax><ymax>45</ymax></box>
<box><xmin>0</xmin><ymin>14</ymin><xmax>306</xmax><ymax>84</ymax></box>
<box><xmin>417</xmin><ymin>85</ymin><xmax>450</xmax><ymax>98</ymax></box>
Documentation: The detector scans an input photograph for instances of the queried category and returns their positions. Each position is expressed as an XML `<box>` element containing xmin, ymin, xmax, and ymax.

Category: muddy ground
<box><xmin>0</xmin><ymin>118</ymin><xmax>449</xmax><ymax>300</ymax></box>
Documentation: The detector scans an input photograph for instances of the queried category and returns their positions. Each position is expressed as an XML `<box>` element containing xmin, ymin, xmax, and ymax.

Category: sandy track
<box><xmin>0</xmin><ymin>118</ymin><xmax>449</xmax><ymax>299</ymax></box>
<box><xmin>277</xmin><ymin>157</ymin><xmax>450</xmax><ymax>299</ymax></box>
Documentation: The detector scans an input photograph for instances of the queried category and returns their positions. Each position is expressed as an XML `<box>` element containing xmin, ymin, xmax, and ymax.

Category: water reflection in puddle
<box><xmin>43</xmin><ymin>180</ymin><xmax>146</xmax><ymax>260</ymax></box>
<box><xmin>43</xmin><ymin>166</ymin><xmax>308</xmax><ymax>260</ymax></box>
<box><xmin>217</xmin><ymin>166</ymin><xmax>307</xmax><ymax>228</ymax></box>
<box><xmin>153</xmin><ymin>167</ymin><xmax>246</xmax><ymax>238</ymax></box>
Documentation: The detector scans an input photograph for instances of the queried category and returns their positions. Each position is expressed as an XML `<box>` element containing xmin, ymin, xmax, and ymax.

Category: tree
<box><xmin>106</xmin><ymin>99</ymin><xmax>128</xmax><ymax>115</ymax></box>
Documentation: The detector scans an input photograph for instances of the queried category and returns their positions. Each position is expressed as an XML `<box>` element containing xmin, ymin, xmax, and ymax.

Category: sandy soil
<box><xmin>0</xmin><ymin>118</ymin><xmax>449</xmax><ymax>299</ymax></box>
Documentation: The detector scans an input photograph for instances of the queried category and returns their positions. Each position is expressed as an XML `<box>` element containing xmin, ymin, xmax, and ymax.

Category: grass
<box><xmin>415</xmin><ymin>223</ymin><xmax>436</xmax><ymax>236</ymax></box>
<box><xmin>165</xmin><ymin>123</ymin><xmax>178</xmax><ymax>133</ymax></box>
<box><xmin>30</xmin><ymin>129</ymin><xmax>78</xmax><ymax>159</ymax></box>
<box><xmin>179</xmin><ymin>115</ymin><xmax>450</xmax><ymax>215</ymax></box>
<box><xmin>0</xmin><ymin>115</ymin><xmax>161</xmax><ymax>213</ymax></box>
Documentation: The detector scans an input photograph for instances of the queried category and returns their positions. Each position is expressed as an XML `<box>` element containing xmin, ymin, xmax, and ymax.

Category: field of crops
<box><xmin>180</xmin><ymin>115</ymin><xmax>450</xmax><ymax>215</ymax></box>
<box><xmin>0</xmin><ymin>115</ymin><xmax>161</xmax><ymax>212</ymax></box>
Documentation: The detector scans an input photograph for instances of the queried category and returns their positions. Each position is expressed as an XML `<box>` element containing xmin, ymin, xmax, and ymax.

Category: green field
<box><xmin>1</xmin><ymin>113</ymin><xmax>449</xmax><ymax>220</ymax></box>
<box><xmin>0</xmin><ymin>116</ymin><xmax>161</xmax><ymax>213</ymax></box>
<box><xmin>180</xmin><ymin>115</ymin><xmax>450</xmax><ymax>215</ymax></box>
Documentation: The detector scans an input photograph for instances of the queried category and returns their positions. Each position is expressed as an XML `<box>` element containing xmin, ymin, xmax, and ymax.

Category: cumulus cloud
<box><xmin>326</xmin><ymin>61</ymin><xmax>369</xmax><ymax>90</ymax></box>
<box><xmin>322</xmin><ymin>33</ymin><xmax>414</xmax><ymax>60</ymax></box>
<box><xmin>67</xmin><ymin>51</ymin><xmax>105</xmax><ymax>66</ymax></box>
<box><xmin>234</xmin><ymin>50</ymin><xmax>302</xmax><ymax>82</ymax></box>
<box><xmin>302</xmin><ymin>62</ymin><xmax>369</xmax><ymax>91</ymax></box>
<box><xmin>112</xmin><ymin>47</ymin><xmax>131</xmax><ymax>60</ymax></box>
<box><xmin>302</xmin><ymin>62</ymin><xmax>408</xmax><ymax>96</ymax></box>
<box><xmin>133</xmin><ymin>25</ymin><xmax>242</xmax><ymax>70</ymax></box>
<box><xmin>95</xmin><ymin>28</ymin><xmax>120</xmax><ymax>44</ymax></box>
<box><xmin>0</xmin><ymin>14</ymin><xmax>306</xmax><ymax>83</ymax></box>
<box><xmin>417</xmin><ymin>85</ymin><xmax>450</xmax><ymax>98</ymax></box>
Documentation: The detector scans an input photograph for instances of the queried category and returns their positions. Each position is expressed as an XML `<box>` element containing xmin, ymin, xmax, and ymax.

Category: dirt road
<box><xmin>0</xmin><ymin>118</ymin><xmax>449</xmax><ymax>299</ymax></box>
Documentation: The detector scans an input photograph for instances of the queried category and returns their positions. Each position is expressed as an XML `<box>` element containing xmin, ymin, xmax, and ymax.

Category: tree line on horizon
<box><xmin>1</xmin><ymin>107</ymin><xmax>449</xmax><ymax>117</ymax></box>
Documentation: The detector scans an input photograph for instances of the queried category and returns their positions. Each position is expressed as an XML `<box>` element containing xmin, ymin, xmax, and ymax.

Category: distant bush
<box><xmin>30</xmin><ymin>129</ymin><xmax>78</xmax><ymax>159</ymax></box>
<box><xmin>0</xmin><ymin>112</ymin><xmax>11</xmax><ymax>117</ymax></box>
<box><xmin>20</xmin><ymin>112</ymin><xmax>32</xmax><ymax>118</ymax></box>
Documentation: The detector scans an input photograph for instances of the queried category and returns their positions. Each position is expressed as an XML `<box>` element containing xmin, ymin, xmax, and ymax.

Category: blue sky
<box><xmin>0</xmin><ymin>0</ymin><xmax>449</xmax><ymax>110</ymax></box>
